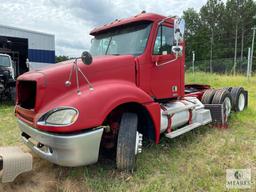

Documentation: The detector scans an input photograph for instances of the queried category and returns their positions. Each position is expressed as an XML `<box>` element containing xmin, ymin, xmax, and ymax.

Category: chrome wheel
<box><xmin>224</xmin><ymin>97</ymin><xmax>232</xmax><ymax>117</ymax></box>
<box><xmin>135</xmin><ymin>131</ymin><xmax>143</xmax><ymax>155</ymax></box>
<box><xmin>238</xmin><ymin>93</ymin><xmax>245</xmax><ymax>111</ymax></box>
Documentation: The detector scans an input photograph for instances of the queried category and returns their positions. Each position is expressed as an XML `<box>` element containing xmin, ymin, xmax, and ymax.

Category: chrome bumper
<box><xmin>18</xmin><ymin>120</ymin><xmax>103</xmax><ymax>167</ymax></box>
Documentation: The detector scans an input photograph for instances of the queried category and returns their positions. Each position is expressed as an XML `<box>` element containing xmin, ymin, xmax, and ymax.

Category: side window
<box><xmin>153</xmin><ymin>26</ymin><xmax>174</xmax><ymax>55</ymax></box>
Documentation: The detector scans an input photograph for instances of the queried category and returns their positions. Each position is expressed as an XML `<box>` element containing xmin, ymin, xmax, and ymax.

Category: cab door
<box><xmin>150</xmin><ymin>24</ymin><xmax>183</xmax><ymax>99</ymax></box>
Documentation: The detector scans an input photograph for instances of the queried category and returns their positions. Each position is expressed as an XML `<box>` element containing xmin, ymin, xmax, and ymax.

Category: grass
<box><xmin>0</xmin><ymin>72</ymin><xmax>256</xmax><ymax>192</ymax></box>
<box><xmin>0</xmin><ymin>102</ymin><xmax>20</xmax><ymax>146</ymax></box>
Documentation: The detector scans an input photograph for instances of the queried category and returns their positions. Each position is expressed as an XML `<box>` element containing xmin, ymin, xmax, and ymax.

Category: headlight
<box><xmin>38</xmin><ymin>107</ymin><xmax>78</xmax><ymax>126</ymax></box>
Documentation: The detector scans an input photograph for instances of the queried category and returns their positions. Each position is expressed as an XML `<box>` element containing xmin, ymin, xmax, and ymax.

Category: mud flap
<box><xmin>204</xmin><ymin>104</ymin><xmax>227</xmax><ymax>128</ymax></box>
<box><xmin>244</xmin><ymin>90</ymin><xmax>248</xmax><ymax>108</ymax></box>
<box><xmin>0</xmin><ymin>147</ymin><xmax>32</xmax><ymax>183</ymax></box>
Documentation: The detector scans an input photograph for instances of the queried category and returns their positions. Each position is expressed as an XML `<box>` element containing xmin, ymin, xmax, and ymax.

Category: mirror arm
<box><xmin>158</xmin><ymin>15</ymin><xmax>177</xmax><ymax>25</ymax></box>
<box><xmin>155</xmin><ymin>53</ymin><xmax>178</xmax><ymax>67</ymax></box>
<box><xmin>65</xmin><ymin>56</ymin><xmax>94</xmax><ymax>94</ymax></box>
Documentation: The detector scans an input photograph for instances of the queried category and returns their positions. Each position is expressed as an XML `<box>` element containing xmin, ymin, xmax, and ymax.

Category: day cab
<box><xmin>15</xmin><ymin>12</ymin><xmax>247</xmax><ymax>171</ymax></box>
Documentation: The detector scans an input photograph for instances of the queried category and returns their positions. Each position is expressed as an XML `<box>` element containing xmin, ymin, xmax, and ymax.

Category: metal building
<box><xmin>0</xmin><ymin>24</ymin><xmax>55</xmax><ymax>77</ymax></box>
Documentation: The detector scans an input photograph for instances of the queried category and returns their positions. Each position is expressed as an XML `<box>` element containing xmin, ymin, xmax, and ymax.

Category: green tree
<box><xmin>55</xmin><ymin>55</ymin><xmax>70</xmax><ymax>63</ymax></box>
<box><xmin>200</xmin><ymin>0</ymin><xmax>225</xmax><ymax>72</ymax></box>
<box><xmin>183</xmin><ymin>0</ymin><xmax>256</xmax><ymax>73</ymax></box>
<box><xmin>182</xmin><ymin>8</ymin><xmax>200</xmax><ymax>64</ymax></box>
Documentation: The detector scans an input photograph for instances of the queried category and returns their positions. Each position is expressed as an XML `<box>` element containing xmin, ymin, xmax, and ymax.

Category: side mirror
<box><xmin>172</xmin><ymin>45</ymin><xmax>183</xmax><ymax>55</ymax></box>
<box><xmin>174</xmin><ymin>18</ymin><xmax>185</xmax><ymax>45</ymax></box>
<box><xmin>81</xmin><ymin>51</ymin><xmax>93</xmax><ymax>65</ymax></box>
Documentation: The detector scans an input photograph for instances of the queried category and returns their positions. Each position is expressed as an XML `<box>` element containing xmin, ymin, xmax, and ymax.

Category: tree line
<box><xmin>182</xmin><ymin>0</ymin><xmax>256</xmax><ymax>74</ymax></box>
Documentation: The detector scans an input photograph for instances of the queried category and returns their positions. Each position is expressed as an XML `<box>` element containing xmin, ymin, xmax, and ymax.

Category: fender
<box><xmin>36</xmin><ymin>80</ymin><xmax>160</xmax><ymax>136</ymax></box>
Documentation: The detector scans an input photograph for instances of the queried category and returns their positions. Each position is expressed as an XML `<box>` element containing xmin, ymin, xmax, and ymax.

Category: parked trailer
<box><xmin>14</xmin><ymin>12</ymin><xmax>248</xmax><ymax>171</ymax></box>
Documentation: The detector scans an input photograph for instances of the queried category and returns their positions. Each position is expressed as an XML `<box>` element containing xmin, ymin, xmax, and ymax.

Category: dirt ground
<box><xmin>1</xmin><ymin>147</ymin><xmax>59</xmax><ymax>192</ymax></box>
<box><xmin>0</xmin><ymin>145</ymin><xmax>131</xmax><ymax>192</ymax></box>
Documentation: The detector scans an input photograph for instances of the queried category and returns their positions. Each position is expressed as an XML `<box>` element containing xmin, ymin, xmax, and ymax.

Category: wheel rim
<box><xmin>135</xmin><ymin>131</ymin><xmax>143</xmax><ymax>155</ymax></box>
<box><xmin>224</xmin><ymin>97</ymin><xmax>232</xmax><ymax>117</ymax></box>
<box><xmin>238</xmin><ymin>93</ymin><xmax>245</xmax><ymax>111</ymax></box>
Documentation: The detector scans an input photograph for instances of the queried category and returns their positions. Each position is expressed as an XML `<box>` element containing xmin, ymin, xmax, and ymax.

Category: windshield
<box><xmin>0</xmin><ymin>55</ymin><xmax>11</xmax><ymax>67</ymax></box>
<box><xmin>90</xmin><ymin>22</ymin><xmax>152</xmax><ymax>56</ymax></box>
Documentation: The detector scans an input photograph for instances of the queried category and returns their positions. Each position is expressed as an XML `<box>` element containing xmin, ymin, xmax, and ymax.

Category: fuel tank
<box><xmin>160</xmin><ymin>97</ymin><xmax>205</xmax><ymax>133</ymax></box>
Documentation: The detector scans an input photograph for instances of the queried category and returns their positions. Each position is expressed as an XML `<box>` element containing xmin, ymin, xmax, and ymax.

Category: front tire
<box><xmin>116</xmin><ymin>113</ymin><xmax>138</xmax><ymax>171</ymax></box>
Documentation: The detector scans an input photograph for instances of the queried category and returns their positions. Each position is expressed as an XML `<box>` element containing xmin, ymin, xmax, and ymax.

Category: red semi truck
<box><xmin>15</xmin><ymin>12</ymin><xmax>248</xmax><ymax>171</ymax></box>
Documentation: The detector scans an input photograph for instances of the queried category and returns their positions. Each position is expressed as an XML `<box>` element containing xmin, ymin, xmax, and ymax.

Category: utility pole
<box><xmin>250</xmin><ymin>15</ymin><xmax>256</xmax><ymax>75</ymax></box>
<box><xmin>240</xmin><ymin>28</ymin><xmax>244</xmax><ymax>62</ymax></box>
<box><xmin>247</xmin><ymin>47</ymin><xmax>251</xmax><ymax>79</ymax></box>
<box><xmin>251</xmin><ymin>26</ymin><xmax>256</xmax><ymax>74</ymax></box>
<box><xmin>210</xmin><ymin>30</ymin><xmax>213</xmax><ymax>73</ymax></box>
<box><xmin>192</xmin><ymin>51</ymin><xmax>195</xmax><ymax>75</ymax></box>
<box><xmin>234</xmin><ymin>0</ymin><xmax>242</xmax><ymax>75</ymax></box>
<box><xmin>234</xmin><ymin>24</ymin><xmax>238</xmax><ymax>75</ymax></box>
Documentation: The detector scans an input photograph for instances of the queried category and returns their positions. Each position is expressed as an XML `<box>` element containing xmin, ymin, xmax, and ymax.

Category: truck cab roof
<box><xmin>0</xmin><ymin>53</ymin><xmax>10</xmax><ymax>57</ymax></box>
<box><xmin>90</xmin><ymin>12</ymin><xmax>167</xmax><ymax>35</ymax></box>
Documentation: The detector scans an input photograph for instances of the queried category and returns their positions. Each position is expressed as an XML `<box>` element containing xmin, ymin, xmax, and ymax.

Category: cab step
<box><xmin>165</xmin><ymin>122</ymin><xmax>201</xmax><ymax>139</ymax></box>
<box><xmin>165</xmin><ymin>107</ymin><xmax>212</xmax><ymax>139</ymax></box>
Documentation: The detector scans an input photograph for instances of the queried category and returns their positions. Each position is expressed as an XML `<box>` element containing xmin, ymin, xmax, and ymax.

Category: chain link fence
<box><xmin>185</xmin><ymin>56</ymin><xmax>255</xmax><ymax>75</ymax></box>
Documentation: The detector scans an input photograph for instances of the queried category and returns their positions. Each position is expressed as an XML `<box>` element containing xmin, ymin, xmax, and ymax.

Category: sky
<box><xmin>0</xmin><ymin>0</ymin><xmax>207</xmax><ymax>57</ymax></box>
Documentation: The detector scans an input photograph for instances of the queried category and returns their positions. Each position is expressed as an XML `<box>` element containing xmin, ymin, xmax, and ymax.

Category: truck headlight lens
<box><xmin>38</xmin><ymin>108</ymin><xmax>78</xmax><ymax>126</ymax></box>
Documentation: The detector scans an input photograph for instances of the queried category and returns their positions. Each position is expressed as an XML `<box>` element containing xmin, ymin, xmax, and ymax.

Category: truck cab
<box><xmin>89</xmin><ymin>15</ymin><xmax>184</xmax><ymax>99</ymax></box>
<box><xmin>15</xmin><ymin>12</ymin><xmax>247</xmax><ymax>171</ymax></box>
<box><xmin>0</xmin><ymin>53</ymin><xmax>15</xmax><ymax>79</ymax></box>
<box><xmin>0</xmin><ymin>53</ymin><xmax>15</xmax><ymax>101</ymax></box>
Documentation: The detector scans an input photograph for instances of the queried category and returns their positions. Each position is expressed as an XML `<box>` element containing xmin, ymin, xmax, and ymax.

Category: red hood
<box><xmin>17</xmin><ymin>55</ymin><xmax>136</xmax><ymax>111</ymax></box>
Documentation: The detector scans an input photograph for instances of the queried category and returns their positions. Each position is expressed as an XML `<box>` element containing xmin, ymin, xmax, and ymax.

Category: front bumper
<box><xmin>18</xmin><ymin>120</ymin><xmax>103</xmax><ymax>167</ymax></box>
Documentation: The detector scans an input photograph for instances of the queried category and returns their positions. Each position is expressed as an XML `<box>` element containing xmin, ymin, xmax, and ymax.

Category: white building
<box><xmin>0</xmin><ymin>24</ymin><xmax>55</xmax><ymax>75</ymax></box>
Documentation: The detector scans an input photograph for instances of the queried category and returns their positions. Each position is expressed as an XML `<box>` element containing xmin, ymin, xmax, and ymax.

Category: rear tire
<box><xmin>212</xmin><ymin>89</ymin><xmax>232</xmax><ymax>120</ymax></box>
<box><xmin>230</xmin><ymin>87</ymin><xmax>246</xmax><ymax>112</ymax></box>
<box><xmin>224</xmin><ymin>87</ymin><xmax>233</xmax><ymax>92</ymax></box>
<box><xmin>201</xmin><ymin>89</ymin><xmax>216</xmax><ymax>104</ymax></box>
<box><xmin>116</xmin><ymin>113</ymin><xmax>138</xmax><ymax>171</ymax></box>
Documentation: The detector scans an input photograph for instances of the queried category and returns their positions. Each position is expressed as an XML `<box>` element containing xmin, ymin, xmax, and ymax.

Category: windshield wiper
<box><xmin>105</xmin><ymin>37</ymin><xmax>112</xmax><ymax>55</ymax></box>
<box><xmin>109</xmin><ymin>54</ymin><xmax>120</xmax><ymax>56</ymax></box>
